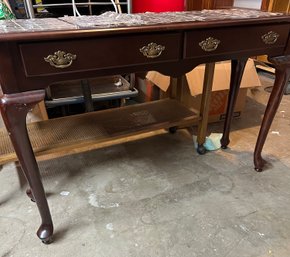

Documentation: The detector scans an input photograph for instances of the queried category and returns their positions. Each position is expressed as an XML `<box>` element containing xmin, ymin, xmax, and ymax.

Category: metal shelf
<box><xmin>23</xmin><ymin>0</ymin><xmax>132</xmax><ymax>18</ymax></box>
<box><xmin>45</xmin><ymin>75</ymin><xmax>138</xmax><ymax>108</ymax></box>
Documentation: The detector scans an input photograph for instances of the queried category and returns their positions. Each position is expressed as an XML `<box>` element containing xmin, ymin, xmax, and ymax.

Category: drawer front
<box><xmin>20</xmin><ymin>33</ymin><xmax>181</xmax><ymax>77</ymax></box>
<box><xmin>185</xmin><ymin>24</ymin><xmax>289</xmax><ymax>58</ymax></box>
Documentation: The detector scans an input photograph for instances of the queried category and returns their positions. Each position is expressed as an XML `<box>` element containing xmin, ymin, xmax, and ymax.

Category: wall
<box><xmin>234</xmin><ymin>0</ymin><xmax>262</xmax><ymax>9</ymax></box>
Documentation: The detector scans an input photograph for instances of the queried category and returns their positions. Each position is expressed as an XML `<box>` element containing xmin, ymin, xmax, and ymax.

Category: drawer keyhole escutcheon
<box><xmin>140</xmin><ymin>42</ymin><xmax>165</xmax><ymax>58</ymax></box>
<box><xmin>44</xmin><ymin>50</ymin><xmax>77</xmax><ymax>68</ymax></box>
<box><xmin>262</xmin><ymin>31</ymin><xmax>279</xmax><ymax>45</ymax></box>
<box><xmin>199</xmin><ymin>37</ymin><xmax>221</xmax><ymax>52</ymax></box>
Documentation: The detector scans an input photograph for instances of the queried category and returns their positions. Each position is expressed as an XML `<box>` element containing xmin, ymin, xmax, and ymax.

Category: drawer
<box><xmin>184</xmin><ymin>24</ymin><xmax>289</xmax><ymax>58</ymax></box>
<box><xmin>19</xmin><ymin>33</ymin><xmax>182</xmax><ymax>77</ymax></box>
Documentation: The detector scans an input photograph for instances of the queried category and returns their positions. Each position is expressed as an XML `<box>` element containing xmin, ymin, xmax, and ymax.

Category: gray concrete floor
<box><xmin>1</xmin><ymin>73</ymin><xmax>290</xmax><ymax>257</ymax></box>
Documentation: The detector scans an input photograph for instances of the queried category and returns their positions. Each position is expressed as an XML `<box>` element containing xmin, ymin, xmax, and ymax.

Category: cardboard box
<box><xmin>135</xmin><ymin>75</ymin><xmax>160</xmax><ymax>103</ymax></box>
<box><xmin>146</xmin><ymin>59</ymin><xmax>261</xmax><ymax>123</ymax></box>
<box><xmin>179</xmin><ymin>84</ymin><xmax>249</xmax><ymax>123</ymax></box>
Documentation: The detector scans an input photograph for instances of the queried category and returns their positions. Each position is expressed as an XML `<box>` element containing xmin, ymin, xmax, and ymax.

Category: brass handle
<box><xmin>199</xmin><ymin>37</ymin><xmax>221</xmax><ymax>52</ymax></box>
<box><xmin>140</xmin><ymin>42</ymin><xmax>165</xmax><ymax>58</ymax></box>
<box><xmin>262</xmin><ymin>31</ymin><xmax>279</xmax><ymax>45</ymax></box>
<box><xmin>44</xmin><ymin>50</ymin><xmax>77</xmax><ymax>68</ymax></box>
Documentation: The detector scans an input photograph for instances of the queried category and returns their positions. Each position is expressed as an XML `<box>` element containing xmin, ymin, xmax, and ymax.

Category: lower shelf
<box><xmin>0</xmin><ymin>99</ymin><xmax>198</xmax><ymax>164</ymax></box>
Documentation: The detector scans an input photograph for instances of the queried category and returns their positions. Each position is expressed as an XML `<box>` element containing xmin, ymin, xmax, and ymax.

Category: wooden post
<box><xmin>196</xmin><ymin>62</ymin><xmax>215</xmax><ymax>154</ymax></box>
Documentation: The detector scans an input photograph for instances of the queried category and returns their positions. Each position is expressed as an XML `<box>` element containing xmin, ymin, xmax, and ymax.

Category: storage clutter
<box><xmin>146</xmin><ymin>59</ymin><xmax>261</xmax><ymax>123</ymax></box>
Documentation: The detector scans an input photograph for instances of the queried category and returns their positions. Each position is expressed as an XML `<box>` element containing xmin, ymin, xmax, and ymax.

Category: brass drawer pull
<box><xmin>199</xmin><ymin>37</ymin><xmax>221</xmax><ymax>52</ymax></box>
<box><xmin>140</xmin><ymin>42</ymin><xmax>165</xmax><ymax>58</ymax></box>
<box><xmin>44</xmin><ymin>50</ymin><xmax>76</xmax><ymax>68</ymax></box>
<box><xmin>262</xmin><ymin>31</ymin><xmax>279</xmax><ymax>45</ymax></box>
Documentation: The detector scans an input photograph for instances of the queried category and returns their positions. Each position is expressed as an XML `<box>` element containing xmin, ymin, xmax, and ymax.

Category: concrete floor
<box><xmin>1</xmin><ymin>73</ymin><xmax>290</xmax><ymax>257</ymax></box>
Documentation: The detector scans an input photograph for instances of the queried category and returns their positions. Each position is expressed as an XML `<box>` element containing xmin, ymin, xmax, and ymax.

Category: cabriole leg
<box><xmin>0</xmin><ymin>90</ymin><xmax>53</xmax><ymax>243</ymax></box>
<box><xmin>254</xmin><ymin>56</ymin><xmax>290</xmax><ymax>172</ymax></box>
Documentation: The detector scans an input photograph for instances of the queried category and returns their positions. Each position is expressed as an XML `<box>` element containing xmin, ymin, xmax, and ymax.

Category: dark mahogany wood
<box><xmin>0</xmin><ymin>90</ymin><xmax>53</xmax><ymax>243</ymax></box>
<box><xmin>0</xmin><ymin>10</ymin><xmax>289</xmax><ymax>243</ymax></box>
<box><xmin>221</xmin><ymin>58</ymin><xmax>247</xmax><ymax>148</ymax></box>
<box><xmin>254</xmin><ymin>55</ymin><xmax>290</xmax><ymax>171</ymax></box>
<box><xmin>26</xmin><ymin>188</ymin><xmax>36</xmax><ymax>202</ymax></box>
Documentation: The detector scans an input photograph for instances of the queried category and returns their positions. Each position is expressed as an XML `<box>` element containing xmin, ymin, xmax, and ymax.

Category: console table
<box><xmin>0</xmin><ymin>9</ymin><xmax>289</xmax><ymax>243</ymax></box>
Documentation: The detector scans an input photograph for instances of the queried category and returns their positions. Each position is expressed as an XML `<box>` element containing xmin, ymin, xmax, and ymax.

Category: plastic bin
<box><xmin>132</xmin><ymin>0</ymin><xmax>185</xmax><ymax>13</ymax></box>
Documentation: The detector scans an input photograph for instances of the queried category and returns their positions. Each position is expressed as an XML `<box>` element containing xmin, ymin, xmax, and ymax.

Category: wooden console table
<box><xmin>0</xmin><ymin>9</ymin><xmax>289</xmax><ymax>243</ymax></box>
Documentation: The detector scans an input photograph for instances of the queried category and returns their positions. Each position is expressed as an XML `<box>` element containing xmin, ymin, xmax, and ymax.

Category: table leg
<box><xmin>196</xmin><ymin>62</ymin><xmax>215</xmax><ymax>154</ymax></box>
<box><xmin>167</xmin><ymin>76</ymin><xmax>183</xmax><ymax>133</ymax></box>
<box><xmin>81</xmin><ymin>79</ymin><xmax>94</xmax><ymax>112</ymax></box>
<box><xmin>254</xmin><ymin>56</ymin><xmax>290</xmax><ymax>172</ymax></box>
<box><xmin>220</xmin><ymin>58</ymin><xmax>247</xmax><ymax>148</ymax></box>
<box><xmin>0</xmin><ymin>90</ymin><xmax>54</xmax><ymax>244</ymax></box>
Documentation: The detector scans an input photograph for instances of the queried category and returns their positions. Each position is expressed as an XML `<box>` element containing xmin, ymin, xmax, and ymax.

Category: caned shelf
<box><xmin>0</xmin><ymin>99</ymin><xmax>197</xmax><ymax>164</ymax></box>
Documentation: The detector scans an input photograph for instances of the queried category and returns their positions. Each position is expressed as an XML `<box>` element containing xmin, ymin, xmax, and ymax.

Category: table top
<box><xmin>0</xmin><ymin>9</ymin><xmax>289</xmax><ymax>41</ymax></box>
<box><xmin>0</xmin><ymin>8</ymin><xmax>289</xmax><ymax>94</ymax></box>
